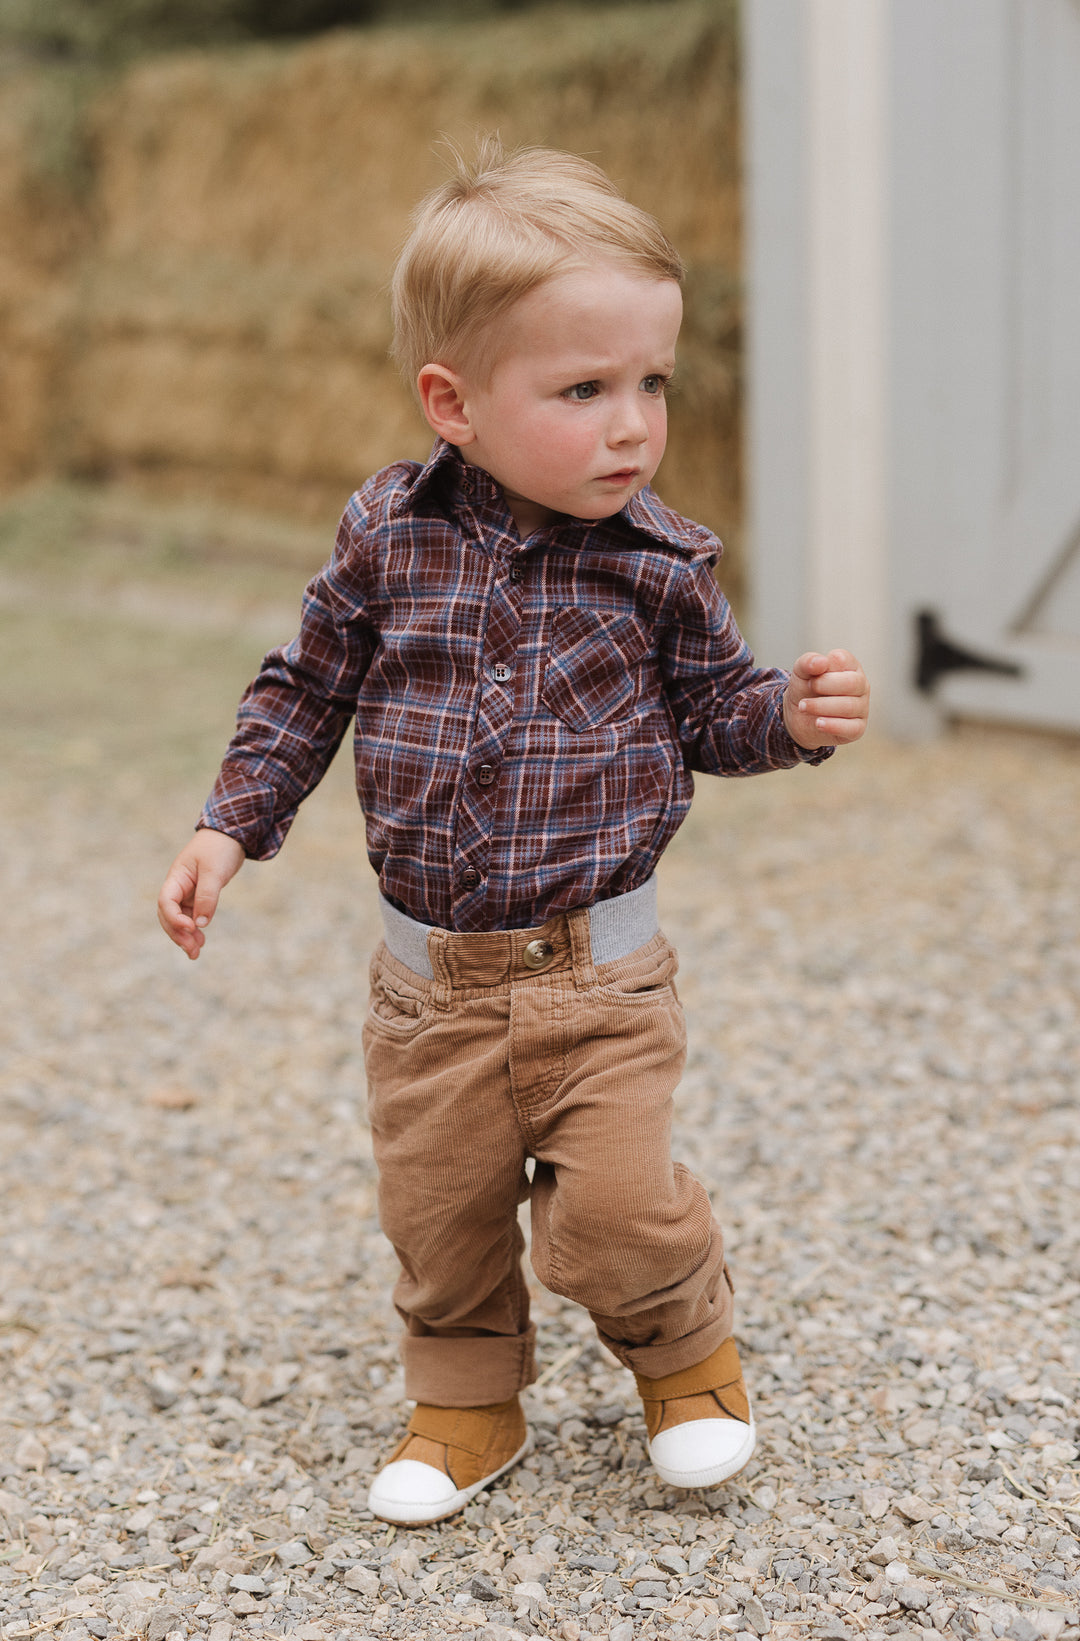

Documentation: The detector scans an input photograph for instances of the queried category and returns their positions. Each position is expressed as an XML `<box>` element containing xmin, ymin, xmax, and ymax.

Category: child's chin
<box><xmin>579</xmin><ymin>495</ymin><xmax>635</xmax><ymax>520</ymax></box>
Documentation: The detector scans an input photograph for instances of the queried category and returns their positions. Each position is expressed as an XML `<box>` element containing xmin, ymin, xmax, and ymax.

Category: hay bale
<box><xmin>0</xmin><ymin>0</ymin><xmax>744</xmax><ymax>594</ymax></box>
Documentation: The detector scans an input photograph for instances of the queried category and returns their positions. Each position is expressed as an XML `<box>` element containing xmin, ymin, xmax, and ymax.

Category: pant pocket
<box><xmin>366</xmin><ymin>956</ymin><xmax>430</xmax><ymax>1038</ymax></box>
<box><xmin>595</xmin><ymin>936</ymin><xmax>679</xmax><ymax>1003</ymax></box>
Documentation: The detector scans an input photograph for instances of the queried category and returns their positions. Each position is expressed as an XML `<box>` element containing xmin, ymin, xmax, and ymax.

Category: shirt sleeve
<box><xmin>198</xmin><ymin>494</ymin><xmax>379</xmax><ymax>859</ymax></box>
<box><xmin>659</xmin><ymin>558</ymin><xmax>834</xmax><ymax>776</ymax></box>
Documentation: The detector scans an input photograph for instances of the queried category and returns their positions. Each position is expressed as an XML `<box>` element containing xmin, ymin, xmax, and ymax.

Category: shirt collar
<box><xmin>622</xmin><ymin>486</ymin><xmax>717</xmax><ymax>557</ymax></box>
<box><xmin>391</xmin><ymin>437</ymin><xmax>715</xmax><ymax>558</ymax></box>
<box><xmin>389</xmin><ymin>438</ymin><xmax>503</xmax><ymax>519</ymax></box>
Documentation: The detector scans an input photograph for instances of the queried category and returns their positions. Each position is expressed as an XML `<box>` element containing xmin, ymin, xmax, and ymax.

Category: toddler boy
<box><xmin>158</xmin><ymin>142</ymin><xmax>869</xmax><ymax>1525</ymax></box>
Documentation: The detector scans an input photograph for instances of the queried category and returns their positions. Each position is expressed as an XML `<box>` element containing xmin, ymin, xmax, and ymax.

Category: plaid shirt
<box><xmin>201</xmin><ymin>440</ymin><xmax>831</xmax><ymax>932</ymax></box>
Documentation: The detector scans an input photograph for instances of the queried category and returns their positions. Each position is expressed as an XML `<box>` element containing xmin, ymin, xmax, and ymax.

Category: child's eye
<box><xmin>563</xmin><ymin>381</ymin><xmax>600</xmax><ymax>402</ymax></box>
<box><xmin>640</xmin><ymin>375</ymin><xmax>668</xmax><ymax>396</ymax></box>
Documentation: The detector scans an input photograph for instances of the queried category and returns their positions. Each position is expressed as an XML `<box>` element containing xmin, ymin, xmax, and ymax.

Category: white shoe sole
<box><xmin>367</xmin><ymin>1431</ymin><xmax>532</xmax><ymax>1525</ymax></box>
<box><xmin>648</xmin><ymin>1415</ymin><xmax>756</xmax><ymax>1489</ymax></box>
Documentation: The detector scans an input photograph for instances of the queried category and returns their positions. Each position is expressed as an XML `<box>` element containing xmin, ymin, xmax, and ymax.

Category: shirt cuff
<box><xmin>790</xmin><ymin>738</ymin><xmax>836</xmax><ymax>766</ymax></box>
<box><xmin>198</xmin><ymin>779</ymin><xmax>284</xmax><ymax>861</ymax></box>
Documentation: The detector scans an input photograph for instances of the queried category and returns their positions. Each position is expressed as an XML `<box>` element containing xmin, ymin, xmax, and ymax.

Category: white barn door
<box><xmin>744</xmin><ymin>0</ymin><xmax>1080</xmax><ymax>736</ymax></box>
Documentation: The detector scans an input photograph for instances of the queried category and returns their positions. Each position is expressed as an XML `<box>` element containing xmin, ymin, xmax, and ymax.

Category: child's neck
<box><xmin>502</xmin><ymin>488</ymin><xmax>560</xmax><ymax>539</ymax></box>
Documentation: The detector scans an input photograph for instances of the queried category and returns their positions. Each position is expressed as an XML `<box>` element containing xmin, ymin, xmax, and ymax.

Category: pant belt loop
<box><xmin>426</xmin><ymin>930</ymin><xmax>454</xmax><ymax>1010</ymax></box>
<box><xmin>566</xmin><ymin>907</ymin><xmax>598</xmax><ymax>989</ymax></box>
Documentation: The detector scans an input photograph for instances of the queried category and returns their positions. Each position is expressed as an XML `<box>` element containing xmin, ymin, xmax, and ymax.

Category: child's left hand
<box><xmin>783</xmin><ymin>649</ymin><xmax>870</xmax><ymax>749</ymax></box>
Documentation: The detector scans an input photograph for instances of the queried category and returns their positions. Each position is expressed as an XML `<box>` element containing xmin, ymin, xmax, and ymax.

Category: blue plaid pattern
<box><xmin>201</xmin><ymin>441</ymin><xmax>830</xmax><ymax>932</ymax></box>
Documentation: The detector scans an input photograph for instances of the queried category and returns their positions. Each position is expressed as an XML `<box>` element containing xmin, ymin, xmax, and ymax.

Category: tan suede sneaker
<box><xmin>367</xmin><ymin>1396</ymin><xmax>531</xmax><ymax>1525</ymax></box>
<box><xmin>634</xmin><ymin>1337</ymin><xmax>755</xmax><ymax>1489</ymax></box>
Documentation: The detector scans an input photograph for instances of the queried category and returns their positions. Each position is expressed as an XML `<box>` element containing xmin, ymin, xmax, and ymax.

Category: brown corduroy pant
<box><xmin>361</xmin><ymin>907</ymin><xmax>733</xmax><ymax>1408</ymax></box>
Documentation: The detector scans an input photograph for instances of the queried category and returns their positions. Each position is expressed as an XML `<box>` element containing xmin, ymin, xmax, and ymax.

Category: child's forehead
<box><xmin>489</xmin><ymin>263</ymin><xmax>682</xmax><ymax>366</ymax></box>
<box><xmin>514</xmin><ymin>260</ymin><xmax>681</xmax><ymax>316</ymax></box>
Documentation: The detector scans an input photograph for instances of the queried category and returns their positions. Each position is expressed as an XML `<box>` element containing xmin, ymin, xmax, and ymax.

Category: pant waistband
<box><xmin>379</xmin><ymin>877</ymin><xmax>659</xmax><ymax>982</ymax></box>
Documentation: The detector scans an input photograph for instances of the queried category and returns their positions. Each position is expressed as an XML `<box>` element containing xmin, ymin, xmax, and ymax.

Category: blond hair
<box><xmin>391</xmin><ymin>137</ymin><xmax>684</xmax><ymax>389</ymax></box>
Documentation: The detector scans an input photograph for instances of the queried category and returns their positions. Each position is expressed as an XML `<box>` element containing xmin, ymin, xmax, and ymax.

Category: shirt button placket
<box><xmin>457</xmin><ymin>552</ymin><xmax>521</xmax><ymax>920</ymax></box>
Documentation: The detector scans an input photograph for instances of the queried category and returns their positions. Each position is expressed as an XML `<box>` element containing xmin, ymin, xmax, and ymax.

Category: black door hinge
<box><xmin>914</xmin><ymin>610</ymin><xmax>1025</xmax><ymax>694</ymax></box>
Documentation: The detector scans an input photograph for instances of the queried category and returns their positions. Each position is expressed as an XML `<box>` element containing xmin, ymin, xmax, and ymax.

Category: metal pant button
<box><xmin>522</xmin><ymin>938</ymin><xmax>554</xmax><ymax>970</ymax></box>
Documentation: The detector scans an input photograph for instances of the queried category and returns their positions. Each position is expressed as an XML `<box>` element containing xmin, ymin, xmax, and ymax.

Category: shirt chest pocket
<box><xmin>542</xmin><ymin>606</ymin><xmax>654</xmax><ymax>732</ymax></box>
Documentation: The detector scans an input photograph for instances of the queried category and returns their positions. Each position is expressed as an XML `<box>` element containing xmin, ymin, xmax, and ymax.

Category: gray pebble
<box><xmin>145</xmin><ymin>1612</ymin><xmax>182</xmax><ymax>1641</ymax></box>
<box><xmin>743</xmin><ymin>1594</ymin><xmax>771</xmax><ymax>1634</ymax></box>
<box><xmin>229</xmin><ymin>1574</ymin><xmax>267</xmax><ymax>1594</ymax></box>
<box><xmin>276</xmin><ymin>1540</ymin><xmax>313</xmax><ymax>1567</ymax></box>
<box><xmin>896</xmin><ymin>1586</ymin><xmax>930</xmax><ymax>1611</ymax></box>
<box><xmin>486</xmin><ymin>1491</ymin><xmax>517</xmax><ymax>1522</ymax></box>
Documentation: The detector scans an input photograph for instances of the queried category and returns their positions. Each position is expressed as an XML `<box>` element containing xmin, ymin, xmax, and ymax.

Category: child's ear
<box><xmin>417</xmin><ymin>364</ymin><xmax>476</xmax><ymax>446</ymax></box>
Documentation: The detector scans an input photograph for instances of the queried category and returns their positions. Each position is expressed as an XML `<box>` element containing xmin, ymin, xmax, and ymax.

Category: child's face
<box><xmin>451</xmin><ymin>263</ymin><xmax>682</xmax><ymax>537</ymax></box>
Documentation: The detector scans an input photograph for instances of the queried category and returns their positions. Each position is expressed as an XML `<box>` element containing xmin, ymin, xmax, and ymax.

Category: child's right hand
<box><xmin>157</xmin><ymin>829</ymin><xmax>246</xmax><ymax>960</ymax></box>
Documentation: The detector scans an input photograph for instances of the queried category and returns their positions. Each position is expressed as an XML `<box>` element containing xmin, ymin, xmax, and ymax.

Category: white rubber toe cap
<box><xmin>648</xmin><ymin>1415</ymin><xmax>756</xmax><ymax>1489</ymax></box>
<box><xmin>366</xmin><ymin>1433</ymin><xmax>532</xmax><ymax>1525</ymax></box>
<box><xmin>367</xmin><ymin>1458</ymin><xmax>467</xmax><ymax>1524</ymax></box>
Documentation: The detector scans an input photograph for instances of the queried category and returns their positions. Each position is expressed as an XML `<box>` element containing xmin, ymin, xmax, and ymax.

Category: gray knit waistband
<box><xmin>379</xmin><ymin>877</ymin><xmax>659</xmax><ymax>981</ymax></box>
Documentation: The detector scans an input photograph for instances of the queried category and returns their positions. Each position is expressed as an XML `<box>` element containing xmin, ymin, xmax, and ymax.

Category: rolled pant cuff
<box><xmin>601</xmin><ymin>1317</ymin><xmax>731</xmax><ymax>1381</ymax></box>
<box><xmin>402</xmin><ymin>1326</ymin><xmax>537</xmax><ymax>1407</ymax></box>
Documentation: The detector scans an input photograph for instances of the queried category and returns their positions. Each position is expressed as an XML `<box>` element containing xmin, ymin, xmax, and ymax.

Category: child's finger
<box><xmin>797</xmin><ymin>695</ymin><xmax>865</xmax><ymax>718</ymax></box>
<box><xmin>157</xmin><ymin>883</ymin><xmax>203</xmax><ymax>958</ymax></box>
<box><xmin>191</xmin><ymin>876</ymin><xmax>225</xmax><ymax>930</ymax></box>
<box><xmin>804</xmin><ymin>669</ymin><xmax>866</xmax><ymax>698</ymax></box>
<box><xmin>790</xmin><ymin>651</ymin><xmax>829</xmax><ymax>682</ymax></box>
<box><xmin>157</xmin><ymin>869</ymin><xmax>192</xmax><ymax>933</ymax></box>
<box><xmin>806</xmin><ymin>713</ymin><xmax>867</xmax><ymax>742</ymax></box>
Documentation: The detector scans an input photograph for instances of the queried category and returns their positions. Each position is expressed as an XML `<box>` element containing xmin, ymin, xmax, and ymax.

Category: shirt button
<box><xmin>522</xmin><ymin>938</ymin><xmax>554</xmax><ymax>971</ymax></box>
<box><xmin>476</xmin><ymin>764</ymin><xmax>497</xmax><ymax>786</ymax></box>
<box><xmin>461</xmin><ymin>867</ymin><xmax>481</xmax><ymax>889</ymax></box>
<box><xmin>492</xmin><ymin>663</ymin><xmax>513</xmax><ymax>683</ymax></box>
<box><xmin>509</xmin><ymin>564</ymin><xmax>524</xmax><ymax>583</ymax></box>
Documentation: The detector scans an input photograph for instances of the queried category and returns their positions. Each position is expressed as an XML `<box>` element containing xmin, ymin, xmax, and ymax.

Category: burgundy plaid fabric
<box><xmin>200</xmin><ymin>440</ymin><xmax>830</xmax><ymax>932</ymax></box>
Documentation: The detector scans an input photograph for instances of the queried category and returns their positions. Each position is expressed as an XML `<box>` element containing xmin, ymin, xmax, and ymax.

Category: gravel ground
<box><xmin>2</xmin><ymin>536</ymin><xmax>1080</xmax><ymax>1641</ymax></box>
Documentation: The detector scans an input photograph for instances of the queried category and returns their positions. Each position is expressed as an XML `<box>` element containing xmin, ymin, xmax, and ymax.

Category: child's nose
<box><xmin>608</xmin><ymin>396</ymin><xmax>650</xmax><ymax>446</ymax></box>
